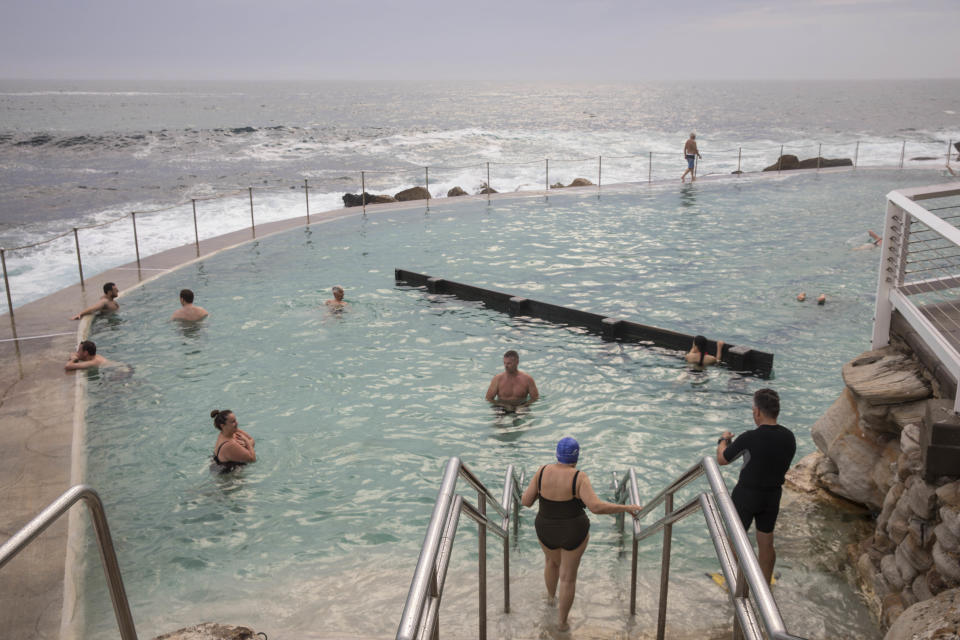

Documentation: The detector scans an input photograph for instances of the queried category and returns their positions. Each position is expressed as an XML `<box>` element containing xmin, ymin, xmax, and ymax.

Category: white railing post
<box><xmin>872</xmin><ymin>199</ymin><xmax>909</xmax><ymax>348</ymax></box>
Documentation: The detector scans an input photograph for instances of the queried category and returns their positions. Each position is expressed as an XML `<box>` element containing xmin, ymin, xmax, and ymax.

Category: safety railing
<box><xmin>871</xmin><ymin>183</ymin><xmax>960</xmax><ymax>411</ymax></box>
<box><xmin>1</xmin><ymin>138</ymin><xmax>956</xmax><ymax>320</ymax></box>
<box><xmin>0</xmin><ymin>485</ymin><xmax>138</xmax><ymax>640</ymax></box>
<box><xmin>613</xmin><ymin>456</ymin><xmax>805</xmax><ymax>640</ymax></box>
<box><xmin>396</xmin><ymin>457</ymin><xmax>524</xmax><ymax>640</ymax></box>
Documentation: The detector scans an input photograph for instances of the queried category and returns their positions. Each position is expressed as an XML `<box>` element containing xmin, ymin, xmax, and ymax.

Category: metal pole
<box><xmin>545</xmin><ymin>159</ymin><xmax>549</xmax><ymax>192</ymax></box>
<box><xmin>656</xmin><ymin>493</ymin><xmax>673</xmax><ymax>640</ymax></box>
<box><xmin>1</xmin><ymin>248</ymin><xmax>15</xmax><ymax>326</ymax></box>
<box><xmin>478</xmin><ymin>491</ymin><xmax>487</xmax><ymax>640</ymax></box>
<box><xmin>900</xmin><ymin>140</ymin><xmax>906</xmax><ymax>169</ymax></box>
<box><xmin>191</xmin><ymin>199</ymin><xmax>200</xmax><ymax>257</ymax></box>
<box><xmin>817</xmin><ymin>143</ymin><xmax>822</xmax><ymax>170</ymax></box>
<box><xmin>854</xmin><ymin>141</ymin><xmax>860</xmax><ymax>169</ymax></box>
<box><xmin>304</xmin><ymin>179</ymin><xmax>310</xmax><ymax>224</ymax></box>
<box><xmin>598</xmin><ymin>155</ymin><xmax>602</xmax><ymax>189</ymax></box>
<box><xmin>486</xmin><ymin>163</ymin><xmax>491</xmax><ymax>202</ymax></box>
<box><xmin>503</xmin><ymin>527</ymin><xmax>510</xmax><ymax>614</ymax></box>
<box><xmin>248</xmin><ymin>187</ymin><xmax>256</xmax><ymax>239</ymax></box>
<box><xmin>130</xmin><ymin>213</ymin><xmax>141</xmax><ymax>272</ymax></box>
<box><xmin>737</xmin><ymin>147</ymin><xmax>742</xmax><ymax>175</ymax></box>
<box><xmin>630</xmin><ymin>536</ymin><xmax>638</xmax><ymax>616</ymax></box>
<box><xmin>648</xmin><ymin>151</ymin><xmax>652</xmax><ymax>183</ymax></box>
<box><xmin>948</xmin><ymin>139</ymin><xmax>953</xmax><ymax>169</ymax></box>
<box><xmin>73</xmin><ymin>228</ymin><xmax>85</xmax><ymax>291</ymax></box>
<box><xmin>777</xmin><ymin>145</ymin><xmax>784</xmax><ymax>172</ymax></box>
<box><xmin>425</xmin><ymin>167</ymin><xmax>430</xmax><ymax>204</ymax></box>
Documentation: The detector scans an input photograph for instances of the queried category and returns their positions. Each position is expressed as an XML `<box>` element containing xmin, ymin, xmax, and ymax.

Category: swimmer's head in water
<box><xmin>79</xmin><ymin>340</ymin><xmax>97</xmax><ymax>356</ymax></box>
<box><xmin>103</xmin><ymin>282</ymin><xmax>117</xmax><ymax>295</ymax></box>
<box><xmin>180</xmin><ymin>288</ymin><xmax>195</xmax><ymax>304</ymax></box>
<box><xmin>211</xmin><ymin>409</ymin><xmax>234</xmax><ymax>431</ymax></box>
<box><xmin>693</xmin><ymin>335</ymin><xmax>708</xmax><ymax>365</ymax></box>
<box><xmin>556</xmin><ymin>437</ymin><xmax>580</xmax><ymax>464</ymax></box>
<box><xmin>332</xmin><ymin>286</ymin><xmax>344</xmax><ymax>301</ymax></box>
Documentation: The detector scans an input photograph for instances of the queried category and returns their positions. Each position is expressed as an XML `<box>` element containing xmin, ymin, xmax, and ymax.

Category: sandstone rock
<box><xmin>883</xmin><ymin>553</ymin><xmax>906</xmax><ymax>590</ymax></box>
<box><xmin>874</xmin><ymin>531</ymin><xmax>897</xmax><ymax>556</ymax></box>
<box><xmin>901</xmin><ymin>423</ymin><xmax>922</xmax><ymax>455</ymax></box>
<box><xmin>937</xmin><ymin>481</ymin><xmax>960</xmax><ymax>508</ymax></box>
<box><xmin>550</xmin><ymin>182</ymin><xmax>565</xmax><ymax>189</ymax></box>
<box><xmin>784</xmin><ymin>452</ymin><xmax>821</xmax><ymax>493</ymax></box>
<box><xmin>908</xmin><ymin>518</ymin><xmax>935</xmax><ymax>549</ymax></box>
<box><xmin>394</xmin><ymin>186</ymin><xmax>430</xmax><ymax>201</ymax></box>
<box><xmin>898</xmin><ymin>535</ymin><xmax>934</xmax><ymax>574</ymax></box>
<box><xmin>941</xmin><ymin>507</ymin><xmax>960</xmax><ymax>538</ymax></box>
<box><xmin>882</xmin><ymin>592</ymin><xmax>906</xmax><ymax>627</ymax></box>
<box><xmin>890</xmin><ymin>401</ymin><xmax>929</xmax><ymax>429</ymax></box>
<box><xmin>342</xmin><ymin>192</ymin><xmax>396</xmax><ymax>207</ymax></box>
<box><xmin>833</xmin><ymin>434</ymin><xmax>887</xmax><ymax>509</ymax></box>
<box><xmin>478</xmin><ymin>183</ymin><xmax>497</xmax><ymax>194</ymax></box>
<box><xmin>926</xmin><ymin>566</ymin><xmax>957</xmax><ymax>595</ymax></box>
<box><xmin>907</xmin><ymin>480</ymin><xmax>939</xmax><ymax>520</ymax></box>
<box><xmin>873</xmin><ymin>440</ymin><xmax>901</xmax><ymax>498</ymax></box>
<box><xmin>842</xmin><ymin>349</ymin><xmax>931</xmax><ymax>405</ymax></box>
<box><xmin>912</xmin><ymin>572</ymin><xmax>935</xmax><ymax>602</ymax></box>
<box><xmin>859</xmin><ymin>551</ymin><xmax>881</xmax><ymax>586</ymax></box>
<box><xmin>860</xmin><ymin>401</ymin><xmax>896</xmax><ymax>435</ymax></box>
<box><xmin>795</xmin><ymin>156</ymin><xmax>854</xmax><ymax>169</ymax></box>
<box><xmin>151</xmin><ymin>623</ymin><xmax>256</xmax><ymax>640</ymax></box>
<box><xmin>900</xmin><ymin>588</ymin><xmax>918</xmax><ymax>608</ymax></box>
<box><xmin>933</xmin><ymin>542</ymin><xmax>960</xmax><ymax>583</ymax></box>
<box><xmin>568</xmin><ymin>177</ymin><xmax>594</xmax><ymax>187</ymax></box>
<box><xmin>812</xmin><ymin>388</ymin><xmax>858</xmax><ymax>455</ymax></box>
<box><xmin>879</xmin><ymin>482</ymin><xmax>906</xmax><ymax>531</ymax></box>
<box><xmin>447</xmin><ymin>186</ymin><xmax>467</xmax><ymax>197</ymax></box>
<box><xmin>883</xmin><ymin>587</ymin><xmax>960</xmax><ymax>640</ymax></box>
<box><xmin>935</xmin><ymin>522</ymin><xmax>960</xmax><ymax>553</ymax></box>
<box><xmin>762</xmin><ymin>154</ymin><xmax>800</xmax><ymax>171</ymax></box>
<box><xmin>889</xmin><ymin>513</ymin><xmax>910</xmax><ymax>544</ymax></box>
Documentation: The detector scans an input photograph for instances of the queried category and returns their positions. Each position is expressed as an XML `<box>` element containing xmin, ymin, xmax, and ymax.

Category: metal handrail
<box><xmin>614</xmin><ymin>456</ymin><xmax>806</xmax><ymax>640</ymax></box>
<box><xmin>396</xmin><ymin>457</ymin><xmax>523</xmax><ymax>640</ymax></box>
<box><xmin>0</xmin><ymin>485</ymin><xmax>138</xmax><ymax>640</ymax></box>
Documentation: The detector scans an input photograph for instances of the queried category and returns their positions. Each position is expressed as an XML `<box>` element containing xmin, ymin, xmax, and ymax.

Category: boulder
<box><xmin>152</xmin><ymin>623</ymin><xmax>257</xmax><ymax>640</ymax></box>
<box><xmin>879</xmin><ymin>482</ymin><xmax>905</xmax><ymax>531</ymax></box>
<box><xmin>342</xmin><ymin>192</ymin><xmax>396</xmax><ymax>207</ymax></box>
<box><xmin>478</xmin><ymin>183</ymin><xmax>497</xmax><ymax>195</ymax></box>
<box><xmin>832</xmin><ymin>434</ymin><xmax>888</xmax><ymax>509</ymax></box>
<box><xmin>882</xmin><ymin>592</ymin><xmax>906</xmax><ymax>627</ymax></box>
<box><xmin>763</xmin><ymin>154</ymin><xmax>800</xmax><ymax>171</ymax></box>
<box><xmin>897</xmin><ymin>535</ymin><xmax>933</xmax><ymax>574</ymax></box>
<box><xmin>394</xmin><ymin>186</ymin><xmax>430</xmax><ymax>201</ymax></box>
<box><xmin>941</xmin><ymin>506</ymin><xmax>960</xmax><ymax>538</ymax></box>
<box><xmin>933</xmin><ymin>543</ymin><xmax>960</xmax><ymax>582</ymax></box>
<box><xmin>568</xmin><ymin>178</ymin><xmax>594</xmax><ymax>187</ymax></box>
<box><xmin>872</xmin><ymin>440</ymin><xmax>901</xmax><ymax>498</ymax></box>
<box><xmin>906</xmin><ymin>479</ymin><xmax>938</xmax><ymax>520</ymax></box>
<box><xmin>447</xmin><ymin>186</ymin><xmax>467</xmax><ymax>197</ymax></box>
<box><xmin>912</xmin><ymin>572</ymin><xmax>934</xmax><ymax>602</ymax></box>
<box><xmin>935</xmin><ymin>522</ymin><xmax>960</xmax><ymax>554</ymax></box>
<box><xmin>812</xmin><ymin>388</ymin><xmax>858</xmax><ymax>455</ymax></box>
<box><xmin>882</xmin><ymin>553</ymin><xmax>906</xmax><ymax>590</ymax></box>
<box><xmin>889</xmin><ymin>400</ymin><xmax>929</xmax><ymax>429</ymax></box>
<box><xmin>883</xmin><ymin>588</ymin><xmax>960</xmax><ymax>640</ymax></box>
<box><xmin>910</xmin><ymin>157</ymin><xmax>939</xmax><ymax>161</ymax></box>
<box><xmin>550</xmin><ymin>182</ymin><xmax>566</xmax><ymax>189</ymax></box>
<box><xmin>761</xmin><ymin>155</ymin><xmax>853</xmax><ymax>171</ymax></box>
<box><xmin>936</xmin><ymin>481</ymin><xmax>960</xmax><ymax>509</ymax></box>
<box><xmin>784</xmin><ymin>451</ymin><xmax>821</xmax><ymax>493</ymax></box>
<box><xmin>842</xmin><ymin>349</ymin><xmax>931</xmax><ymax>405</ymax></box>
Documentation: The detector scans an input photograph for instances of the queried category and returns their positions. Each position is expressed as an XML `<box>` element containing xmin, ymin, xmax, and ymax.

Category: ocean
<box><xmin>1</xmin><ymin>78</ymin><xmax>958</xmax><ymax>307</ymax></box>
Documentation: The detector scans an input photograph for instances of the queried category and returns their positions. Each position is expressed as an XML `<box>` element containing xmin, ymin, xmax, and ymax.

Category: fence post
<box><xmin>648</xmin><ymin>151</ymin><xmax>652</xmax><ymax>184</ymax></box>
<box><xmin>545</xmin><ymin>159</ymin><xmax>549</xmax><ymax>192</ymax></box>
<box><xmin>899</xmin><ymin>141</ymin><xmax>906</xmax><ymax>169</ymax></box>
<box><xmin>777</xmin><ymin>145</ymin><xmax>784</xmax><ymax>172</ymax></box>
<box><xmin>425</xmin><ymin>167</ymin><xmax>430</xmax><ymax>204</ymax></box>
<box><xmin>248</xmin><ymin>187</ymin><xmax>256</xmax><ymax>239</ymax></box>
<box><xmin>817</xmin><ymin>143</ymin><xmax>822</xmax><ymax>170</ymax></box>
<box><xmin>478</xmin><ymin>491</ymin><xmax>487</xmax><ymax>640</ymax></box>
<box><xmin>486</xmin><ymin>163</ymin><xmax>491</xmax><ymax>202</ymax></box>
<box><xmin>72</xmin><ymin>228</ymin><xmax>85</xmax><ymax>291</ymax></box>
<box><xmin>598</xmin><ymin>155</ymin><xmax>602</xmax><ymax>190</ymax></box>
<box><xmin>737</xmin><ymin>147</ymin><xmax>742</xmax><ymax>175</ymax></box>
<box><xmin>854</xmin><ymin>141</ymin><xmax>860</xmax><ymax>169</ymax></box>
<box><xmin>1</xmin><ymin>248</ymin><xmax>15</xmax><ymax>324</ymax></box>
<box><xmin>948</xmin><ymin>139</ymin><xmax>953</xmax><ymax>169</ymax></box>
<box><xmin>304</xmin><ymin>179</ymin><xmax>310</xmax><ymax>224</ymax></box>
<box><xmin>130</xmin><ymin>212</ymin><xmax>141</xmax><ymax>271</ymax></box>
<box><xmin>361</xmin><ymin>171</ymin><xmax>366</xmax><ymax>214</ymax></box>
<box><xmin>192</xmin><ymin>199</ymin><xmax>200</xmax><ymax>257</ymax></box>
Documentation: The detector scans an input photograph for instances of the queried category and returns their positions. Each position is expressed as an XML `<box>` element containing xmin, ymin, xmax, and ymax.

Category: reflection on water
<box><xmin>77</xmin><ymin>171</ymin><xmax>929</xmax><ymax>639</ymax></box>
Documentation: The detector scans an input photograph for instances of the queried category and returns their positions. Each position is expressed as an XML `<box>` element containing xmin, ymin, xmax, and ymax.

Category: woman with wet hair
<box><xmin>210</xmin><ymin>409</ymin><xmax>256</xmax><ymax>473</ymax></box>
<box><xmin>686</xmin><ymin>334</ymin><xmax>724</xmax><ymax>367</ymax></box>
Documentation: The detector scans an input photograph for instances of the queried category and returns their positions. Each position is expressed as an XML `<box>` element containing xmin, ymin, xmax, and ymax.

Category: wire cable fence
<box><xmin>1</xmin><ymin>138</ymin><xmax>956</xmax><ymax>318</ymax></box>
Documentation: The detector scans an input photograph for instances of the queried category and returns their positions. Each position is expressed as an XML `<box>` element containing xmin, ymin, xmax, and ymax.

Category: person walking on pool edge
<box><xmin>681</xmin><ymin>132</ymin><xmax>702</xmax><ymax>183</ymax></box>
<box><xmin>716</xmin><ymin>388</ymin><xmax>796</xmax><ymax>584</ymax></box>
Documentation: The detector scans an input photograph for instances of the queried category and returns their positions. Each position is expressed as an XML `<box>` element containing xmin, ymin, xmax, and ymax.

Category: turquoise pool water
<box><xmin>80</xmin><ymin>169</ymin><xmax>950</xmax><ymax>638</ymax></box>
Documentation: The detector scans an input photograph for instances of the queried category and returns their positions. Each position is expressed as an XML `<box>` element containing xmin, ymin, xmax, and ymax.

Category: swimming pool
<box><xmin>78</xmin><ymin>169</ymin><xmax>948</xmax><ymax>638</ymax></box>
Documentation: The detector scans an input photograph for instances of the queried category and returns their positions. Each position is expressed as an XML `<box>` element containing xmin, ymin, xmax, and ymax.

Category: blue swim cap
<box><xmin>556</xmin><ymin>437</ymin><xmax>580</xmax><ymax>464</ymax></box>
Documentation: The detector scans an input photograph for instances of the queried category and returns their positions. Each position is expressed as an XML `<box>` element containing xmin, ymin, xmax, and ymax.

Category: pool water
<box><xmin>79</xmin><ymin>169</ymin><xmax>948</xmax><ymax>638</ymax></box>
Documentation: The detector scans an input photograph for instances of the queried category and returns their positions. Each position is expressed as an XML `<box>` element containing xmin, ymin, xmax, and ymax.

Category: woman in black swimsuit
<box><xmin>521</xmin><ymin>437</ymin><xmax>640</xmax><ymax>631</ymax></box>
<box><xmin>210</xmin><ymin>409</ymin><xmax>256</xmax><ymax>473</ymax></box>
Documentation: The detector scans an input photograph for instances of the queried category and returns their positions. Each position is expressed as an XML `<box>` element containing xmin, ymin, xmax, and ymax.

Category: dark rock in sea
<box><xmin>762</xmin><ymin>155</ymin><xmax>852</xmax><ymax>171</ymax></box>
<box><xmin>731</xmin><ymin>170</ymin><xmax>744</xmax><ymax>175</ymax></box>
<box><xmin>550</xmin><ymin>182</ymin><xmax>565</xmax><ymax>189</ymax></box>
<box><xmin>342</xmin><ymin>192</ymin><xmax>396</xmax><ymax>207</ymax></box>
<box><xmin>16</xmin><ymin>134</ymin><xmax>53</xmax><ymax>147</ymax></box>
<box><xmin>231</xmin><ymin>127</ymin><xmax>256</xmax><ymax>134</ymax></box>
<box><xmin>910</xmin><ymin>157</ymin><xmax>938</xmax><ymax>161</ymax></box>
<box><xmin>478</xmin><ymin>183</ymin><xmax>498</xmax><ymax>195</ymax></box>
<box><xmin>394</xmin><ymin>186</ymin><xmax>430</xmax><ymax>201</ymax></box>
<box><xmin>954</xmin><ymin>141</ymin><xmax>960</xmax><ymax>154</ymax></box>
<box><xmin>568</xmin><ymin>178</ymin><xmax>594</xmax><ymax>187</ymax></box>
<box><xmin>447</xmin><ymin>186</ymin><xmax>467</xmax><ymax>197</ymax></box>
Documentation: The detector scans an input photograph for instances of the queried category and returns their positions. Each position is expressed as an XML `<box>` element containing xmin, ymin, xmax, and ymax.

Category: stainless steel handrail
<box><xmin>396</xmin><ymin>457</ymin><xmax>523</xmax><ymax>640</ymax></box>
<box><xmin>0</xmin><ymin>485</ymin><xmax>138</xmax><ymax>640</ymax></box>
<box><xmin>614</xmin><ymin>456</ymin><xmax>806</xmax><ymax>640</ymax></box>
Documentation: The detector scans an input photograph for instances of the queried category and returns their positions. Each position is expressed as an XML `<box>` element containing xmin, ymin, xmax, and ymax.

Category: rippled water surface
<box><xmin>79</xmin><ymin>170</ymin><xmax>936</xmax><ymax>638</ymax></box>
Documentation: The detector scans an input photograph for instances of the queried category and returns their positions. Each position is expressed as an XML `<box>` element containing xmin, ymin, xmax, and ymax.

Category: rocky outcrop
<box><xmin>447</xmin><ymin>186</ymin><xmax>467</xmax><ymax>197</ymax></box>
<box><xmin>883</xmin><ymin>588</ymin><xmax>960</xmax><ymax>640</ymax></box>
<box><xmin>151</xmin><ymin>623</ymin><xmax>258</xmax><ymax>640</ymax></box>
<box><xmin>550</xmin><ymin>178</ymin><xmax>595</xmax><ymax>189</ymax></box>
<box><xmin>342</xmin><ymin>192</ymin><xmax>396</xmax><ymax>207</ymax></box>
<box><xmin>478</xmin><ymin>182</ymin><xmax>497</xmax><ymax>195</ymax></box>
<box><xmin>394</xmin><ymin>186</ymin><xmax>429</xmax><ymax>201</ymax></box>
<box><xmin>762</xmin><ymin>154</ymin><xmax>853</xmax><ymax>171</ymax></box>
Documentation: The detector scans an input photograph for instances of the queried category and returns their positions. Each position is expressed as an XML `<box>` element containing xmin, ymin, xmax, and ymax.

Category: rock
<box><xmin>897</xmin><ymin>535</ymin><xmax>933</xmax><ymax>574</ymax></box>
<box><xmin>942</xmin><ymin>507</ymin><xmax>960</xmax><ymax>538</ymax></box>
<box><xmin>842</xmin><ymin>349</ymin><xmax>931</xmax><ymax>405</ymax></box>
<box><xmin>859</xmin><ymin>551</ymin><xmax>881</xmax><ymax>586</ymax></box>
<box><xmin>912</xmin><ymin>572</ymin><xmax>934</xmax><ymax>602</ymax></box>
<box><xmin>901</xmin><ymin>423</ymin><xmax>922</xmax><ymax>456</ymax></box>
<box><xmin>812</xmin><ymin>388</ymin><xmax>859</xmax><ymax>455</ymax></box>
<box><xmin>935</xmin><ymin>522</ymin><xmax>960</xmax><ymax>553</ymax></box>
<box><xmin>342</xmin><ymin>192</ymin><xmax>396</xmax><ymax>207</ymax></box>
<box><xmin>784</xmin><ymin>452</ymin><xmax>821</xmax><ymax>493</ymax></box>
<box><xmin>890</xmin><ymin>401</ymin><xmax>929</xmax><ymax>429</ymax></box>
<box><xmin>394</xmin><ymin>186</ymin><xmax>430</xmax><ymax>201</ymax></box>
<box><xmin>882</xmin><ymin>553</ymin><xmax>906</xmax><ymax>590</ymax></box>
<box><xmin>872</xmin><ymin>440</ymin><xmax>901</xmax><ymax>498</ymax></box>
<box><xmin>860</xmin><ymin>401</ymin><xmax>899</xmax><ymax>436</ymax></box>
<box><xmin>933</xmin><ymin>543</ymin><xmax>960</xmax><ymax>583</ymax></box>
<box><xmin>907</xmin><ymin>480</ymin><xmax>939</xmax><ymax>520</ymax></box>
<box><xmin>901</xmin><ymin>588</ymin><xmax>919</xmax><ymax>608</ymax></box>
<box><xmin>889</xmin><ymin>512</ymin><xmax>910</xmax><ymax>544</ymax></box>
<box><xmin>568</xmin><ymin>178</ymin><xmax>594</xmax><ymax>187</ymax></box>
<box><xmin>879</xmin><ymin>482</ymin><xmax>906</xmax><ymax>531</ymax></box>
<box><xmin>883</xmin><ymin>587</ymin><xmax>960</xmax><ymax>640</ymax></box>
<box><xmin>882</xmin><ymin>592</ymin><xmax>906</xmax><ymax>627</ymax></box>
<box><xmin>478</xmin><ymin>182</ymin><xmax>497</xmax><ymax>195</ymax></box>
<box><xmin>910</xmin><ymin>156</ymin><xmax>940</xmax><ymax>161</ymax></box>
<box><xmin>550</xmin><ymin>182</ymin><xmax>565</xmax><ymax>189</ymax></box>
<box><xmin>763</xmin><ymin>154</ymin><xmax>800</xmax><ymax>171</ymax></box>
<box><xmin>937</xmin><ymin>481</ymin><xmax>960</xmax><ymax>509</ymax></box>
<box><xmin>832</xmin><ymin>434</ymin><xmax>887</xmax><ymax>509</ymax></box>
<box><xmin>795</xmin><ymin>156</ymin><xmax>854</xmax><ymax>169</ymax></box>
<box><xmin>447</xmin><ymin>186</ymin><xmax>467</xmax><ymax>197</ymax></box>
<box><xmin>370</xmin><ymin>194</ymin><xmax>397</xmax><ymax>204</ymax></box>
<box><xmin>151</xmin><ymin>623</ymin><xmax>257</xmax><ymax>640</ymax></box>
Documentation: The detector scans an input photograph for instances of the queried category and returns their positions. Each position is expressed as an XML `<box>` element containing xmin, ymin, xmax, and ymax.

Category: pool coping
<box><xmin>0</xmin><ymin>166</ymin><xmax>953</xmax><ymax>639</ymax></box>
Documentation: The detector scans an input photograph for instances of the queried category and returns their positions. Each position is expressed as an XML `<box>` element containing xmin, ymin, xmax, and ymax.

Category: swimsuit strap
<box><xmin>214</xmin><ymin>441</ymin><xmax>228</xmax><ymax>462</ymax></box>
<box><xmin>537</xmin><ymin>466</ymin><xmax>545</xmax><ymax>496</ymax></box>
<box><xmin>572</xmin><ymin>470</ymin><xmax>580</xmax><ymax>497</ymax></box>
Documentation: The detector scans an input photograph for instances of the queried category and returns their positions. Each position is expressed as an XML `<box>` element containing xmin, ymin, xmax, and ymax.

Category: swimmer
<box><xmin>210</xmin><ymin>409</ymin><xmax>256</xmax><ymax>473</ymax></box>
<box><xmin>171</xmin><ymin>289</ymin><xmax>209</xmax><ymax>321</ymax></box>
<box><xmin>64</xmin><ymin>340</ymin><xmax>107</xmax><ymax>371</ymax></box>
<box><xmin>796</xmin><ymin>292</ymin><xmax>806</xmax><ymax>302</ymax></box>
<box><xmin>868</xmin><ymin>230</ymin><xmax>882</xmax><ymax>246</ymax></box>
<box><xmin>686</xmin><ymin>335</ymin><xmax>724</xmax><ymax>367</ymax></box>
<box><xmin>521</xmin><ymin>437</ymin><xmax>641</xmax><ymax>631</ymax></box>
<box><xmin>817</xmin><ymin>294</ymin><xmax>826</xmax><ymax>305</ymax></box>
<box><xmin>325</xmin><ymin>285</ymin><xmax>347</xmax><ymax>308</ymax></box>
<box><xmin>485</xmin><ymin>349</ymin><xmax>539</xmax><ymax>410</ymax></box>
<box><xmin>71</xmin><ymin>282</ymin><xmax>119</xmax><ymax>320</ymax></box>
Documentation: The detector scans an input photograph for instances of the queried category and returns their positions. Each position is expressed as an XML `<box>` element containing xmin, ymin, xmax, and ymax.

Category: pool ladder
<box><xmin>398</xmin><ymin>455</ymin><xmax>807</xmax><ymax>640</ymax></box>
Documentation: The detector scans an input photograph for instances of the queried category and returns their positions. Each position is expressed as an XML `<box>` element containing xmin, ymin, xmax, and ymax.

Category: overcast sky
<box><xmin>2</xmin><ymin>0</ymin><xmax>957</xmax><ymax>82</ymax></box>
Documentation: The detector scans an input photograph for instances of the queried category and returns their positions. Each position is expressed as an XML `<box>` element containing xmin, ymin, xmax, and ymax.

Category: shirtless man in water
<box><xmin>485</xmin><ymin>350</ymin><xmax>539</xmax><ymax>409</ymax></box>
<box><xmin>171</xmin><ymin>289</ymin><xmax>209</xmax><ymax>321</ymax></box>
<box><xmin>71</xmin><ymin>282</ymin><xmax>119</xmax><ymax>320</ymax></box>
<box><xmin>65</xmin><ymin>340</ymin><xmax>107</xmax><ymax>371</ymax></box>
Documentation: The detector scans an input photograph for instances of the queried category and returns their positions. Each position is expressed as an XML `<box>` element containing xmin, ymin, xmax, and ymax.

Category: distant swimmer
<box><xmin>210</xmin><ymin>409</ymin><xmax>256</xmax><ymax>473</ymax></box>
<box><xmin>486</xmin><ymin>349</ymin><xmax>539</xmax><ymax>410</ymax></box>
<box><xmin>681</xmin><ymin>133</ymin><xmax>702</xmax><ymax>183</ymax></box>
<box><xmin>171</xmin><ymin>288</ymin><xmax>209</xmax><ymax>321</ymax></box>
<box><xmin>325</xmin><ymin>285</ymin><xmax>347</xmax><ymax>309</ymax></box>
<box><xmin>64</xmin><ymin>340</ymin><xmax>107</xmax><ymax>371</ymax></box>
<box><xmin>868</xmin><ymin>230</ymin><xmax>882</xmax><ymax>246</ymax></box>
<box><xmin>686</xmin><ymin>335</ymin><xmax>724</xmax><ymax>367</ymax></box>
<box><xmin>817</xmin><ymin>294</ymin><xmax>826</xmax><ymax>305</ymax></box>
<box><xmin>71</xmin><ymin>282</ymin><xmax>119</xmax><ymax>320</ymax></box>
<box><xmin>796</xmin><ymin>292</ymin><xmax>806</xmax><ymax>302</ymax></box>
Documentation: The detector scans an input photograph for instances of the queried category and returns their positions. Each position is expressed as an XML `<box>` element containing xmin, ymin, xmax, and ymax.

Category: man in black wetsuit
<box><xmin>716</xmin><ymin>388</ymin><xmax>796</xmax><ymax>584</ymax></box>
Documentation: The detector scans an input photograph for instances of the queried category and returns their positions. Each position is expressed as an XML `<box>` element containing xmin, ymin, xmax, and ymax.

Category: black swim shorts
<box><xmin>731</xmin><ymin>485</ymin><xmax>782</xmax><ymax>533</ymax></box>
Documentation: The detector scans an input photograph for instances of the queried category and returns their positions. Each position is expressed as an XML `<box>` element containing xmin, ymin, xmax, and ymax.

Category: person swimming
<box><xmin>685</xmin><ymin>335</ymin><xmax>724</xmax><ymax>367</ymax></box>
<box><xmin>210</xmin><ymin>409</ymin><xmax>256</xmax><ymax>473</ymax></box>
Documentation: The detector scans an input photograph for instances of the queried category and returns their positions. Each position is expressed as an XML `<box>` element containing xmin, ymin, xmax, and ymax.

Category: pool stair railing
<box><xmin>394</xmin><ymin>269</ymin><xmax>774</xmax><ymax>378</ymax></box>
<box><xmin>0</xmin><ymin>484</ymin><xmax>139</xmax><ymax>640</ymax></box>
<box><xmin>612</xmin><ymin>455</ymin><xmax>806</xmax><ymax>640</ymax></box>
<box><xmin>396</xmin><ymin>457</ymin><xmax>524</xmax><ymax>640</ymax></box>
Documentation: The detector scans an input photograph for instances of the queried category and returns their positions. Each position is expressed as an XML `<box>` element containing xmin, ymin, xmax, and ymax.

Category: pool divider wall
<box><xmin>396</xmin><ymin>268</ymin><xmax>774</xmax><ymax>378</ymax></box>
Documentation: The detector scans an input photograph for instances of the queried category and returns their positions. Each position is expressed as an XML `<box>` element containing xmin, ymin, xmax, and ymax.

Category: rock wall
<box><xmin>806</xmin><ymin>345</ymin><xmax>960</xmax><ymax>636</ymax></box>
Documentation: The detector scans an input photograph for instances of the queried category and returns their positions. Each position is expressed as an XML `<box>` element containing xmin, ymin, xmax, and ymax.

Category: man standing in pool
<box><xmin>485</xmin><ymin>350</ymin><xmax>539</xmax><ymax>410</ymax></box>
<box><xmin>71</xmin><ymin>282</ymin><xmax>119</xmax><ymax>320</ymax></box>
<box><xmin>716</xmin><ymin>388</ymin><xmax>796</xmax><ymax>585</ymax></box>
<box><xmin>681</xmin><ymin>132</ymin><xmax>702</xmax><ymax>183</ymax></box>
<box><xmin>171</xmin><ymin>289</ymin><xmax>209</xmax><ymax>321</ymax></box>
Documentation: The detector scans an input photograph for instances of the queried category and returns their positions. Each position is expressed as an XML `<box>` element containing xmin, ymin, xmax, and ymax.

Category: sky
<box><xmin>1</xmin><ymin>0</ymin><xmax>958</xmax><ymax>82</ymax></box>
